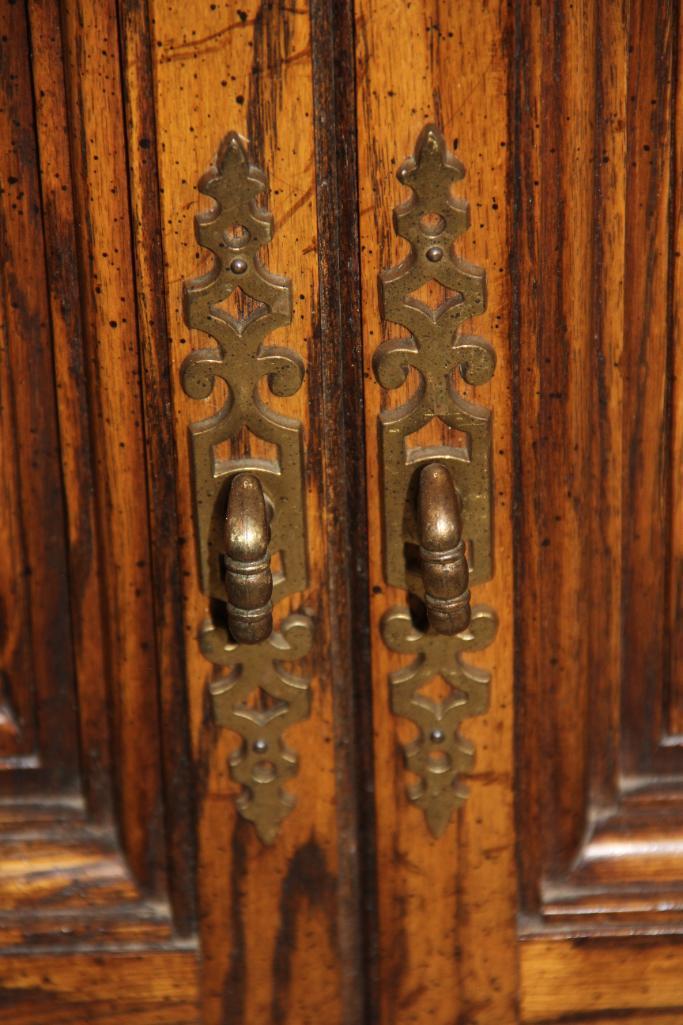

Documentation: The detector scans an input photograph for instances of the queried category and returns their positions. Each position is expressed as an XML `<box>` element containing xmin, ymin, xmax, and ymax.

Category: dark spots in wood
<box><xmin>221</xmin><ymin>824</ymin><xmax>248</xmax><ymax>1025</ymax></box>
<box><xmin>271</xmin><ymin>837</ymin><xmax>338</xmax><ymax>1025</ymax></box>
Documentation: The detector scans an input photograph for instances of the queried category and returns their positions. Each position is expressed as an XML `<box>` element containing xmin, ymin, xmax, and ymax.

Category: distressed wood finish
<box><xmin>511</xmin><ymin>0</ymin><xmax>683</xmax><ymax>1020</ymax></box>
<box><xmin>514</xmin><ymin>0</ymin><xmax>683</xmax><ymax>926</ymax></box>
<box><xmin>0</xmin><ymin>0</ymin><xmax>79</xmax><ymax>786</ymax></box>
<box><xmin>0</xmin><ymin>950</ymin><xmax>200</xmax><ymax>1025</ymax></box>
<box><xmin>3</xmin><ymin>0</ymin><xmax>683</xmax><ymax>1021</ymax></box>
<box><xmin>354</xmin><ymin>2</ymin><xmax>517</xmax><ymax>1023</ymax></box>
<box><xmin>0</xmin><ymin>0</ymin><xmax>200</xmax><ymax>1018</ymax></box>
<box><xmin>150</xmin><ymin>1</ymin><xmax>366</xmax><ymax>1023</ymax></box>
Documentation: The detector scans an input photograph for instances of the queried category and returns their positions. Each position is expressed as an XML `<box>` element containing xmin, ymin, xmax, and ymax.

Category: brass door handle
<box><xmin>182</xmin><ymin>132</ymin><xmax>313</xmax><ymax>844</ymax></box>
<box><xmin>224</xmin><ymin>473</ymin><xmax>273</xmax><ymax>644</ymax></box>
<box><xmin>374</xmin><ymin>125</ymin><xmax>498</xmax><ymax>836</ymax></box>
<box><xmin>418</xmin><ymin>464</ymin><xmax>470</xmax><ymax>635</ymax></box>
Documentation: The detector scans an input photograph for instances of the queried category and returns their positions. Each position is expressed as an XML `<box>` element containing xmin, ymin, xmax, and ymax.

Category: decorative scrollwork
<box><xmin>375</xmin><ymin>125</ymin><xmax>497</xmax><ymax>835</ymax></box>
<box><xmin>201</xmin><ymin>614</ymin><xmax>313</xmax><ymax>845</ymax></box>
<box><xmin>382</xmin><ymin>605</ymin><xmax>497</xmax><ymax>838</ymax></box>
<box><xmin>182</xmin><ymin>132</ymin><xmax>311</xmax><ymax>843</ymax></box>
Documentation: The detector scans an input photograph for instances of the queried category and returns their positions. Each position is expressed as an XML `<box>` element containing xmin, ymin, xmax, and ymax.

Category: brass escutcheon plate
<box><xmin>375</xmin><ymin>125</ymin><xmax>498</xmax><ymax>836</ymax></box>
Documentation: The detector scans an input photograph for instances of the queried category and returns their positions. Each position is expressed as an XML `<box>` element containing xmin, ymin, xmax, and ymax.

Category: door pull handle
<box><xmin>224</xmin><ymin>473</ymin><xmax>273</xmax><ymax>645</ymax></box>
<box><xmin>181</xmin><ymin>132</ymin><xmax>312</xmax><ymax>844</ymax></box>
<box><xmin>418</xmin><ymin>463</ymin><xmax>470</xmax><ymax>636</ymax></box>
<box><xmin>374</xmin><ymin>125</ymin><xmax>498</xmax><ymax>837</ymax></box>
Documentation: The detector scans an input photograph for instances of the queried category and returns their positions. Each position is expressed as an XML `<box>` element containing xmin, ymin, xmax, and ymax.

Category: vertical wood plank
<box><xmin>670</xmin><ymin>12</ymin><xmax>683</xmax><ymax>736</ymax></box>
<box><xmin>621</xmin><ymin>0</ymin><xmax>680</xmax><ymax>772</ymax></box>
<box><xmin>60</xmin><ymin>0</ymin><xmax>167</xmax><ymax>889</ymax></box>
<box><xmin>150</xmin><ymin>2</ymin><xmax>362</xmax><ymax>1022</ymax></box>
<box><xmin>514</xmin><ymin>0</ymin><xmax>683</xmax><ymax>921</ymax></box>
<box><xmin>0</xmin><ymin>0</ymin><xmax>79</xmax><ymax>783</ymax></box>
<box><xmin>27</xmin><ymin>0</ymin><xmax>113</xmax><ymax>816</ymax></box>
<box><xmin>118</xmin><ymin>0</ymin><xmax>198</xmax><ymax>934</ymax></box>
<box><xmin>354</xmin><ymin>1</ymin><xmax>517</xmax><ymax>1021</ymax></box>
<box><xmin>514</xmin><ymin>0</ymin><xmax>607</xmax><ymax>900</ymax></box>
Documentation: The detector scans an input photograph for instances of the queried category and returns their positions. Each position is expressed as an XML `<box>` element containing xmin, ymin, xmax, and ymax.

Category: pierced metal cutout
<box><xmin>375</xmin><ymin>125</ymin><xmax>497</xmax><ymax>837</ymax></box>
<box><xmin>182</xmin><ymin>132</ymin><xmax>311</xmax><ymax>844</ymax></box>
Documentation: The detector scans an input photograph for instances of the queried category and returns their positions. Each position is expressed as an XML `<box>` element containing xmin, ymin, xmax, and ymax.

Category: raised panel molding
<box><xmin>514</xmin><ymin>0</ymin><xmax>683</xmax><ymax>927</ymax></box>
<box><xmin>0</xmin><ymin>0</ymin><xmax>197</xmax><ymax>965</ymax></box>
<box><xmin>0</xmin><ymin>0</ymin><xmax>79</xmax><ymax>781</ymax></box>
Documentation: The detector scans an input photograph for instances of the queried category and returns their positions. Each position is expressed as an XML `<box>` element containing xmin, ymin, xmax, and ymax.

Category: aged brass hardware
<box><xmin>375</xmin><ymin>124</ymin><xmax>497</xmax><ymax>836</ymax></box>
<box><xmin>418</xmin><ymin>463</ymin><xmax>470</xmax><ymax>635</ymax></box>
<box><xmin>224</xmin><ymin>473</ymin><xmax>273</xmax><ymax>645</ymax></box>
<box><xmin>182</xmin><ymin>132</ymin><xmax>312</xmax><ymax>844</ymax></box>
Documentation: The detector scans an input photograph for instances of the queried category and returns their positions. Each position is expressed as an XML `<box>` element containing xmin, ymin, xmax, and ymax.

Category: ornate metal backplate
<box><xmin>375</xmin><ymin>125</ymin><xmax>497</xmax><ymax>836</ymax></box>
<box><xmin>182</xmin><ymin>132</ymin><xmax>312</xmax><ymax>844</ymax></box>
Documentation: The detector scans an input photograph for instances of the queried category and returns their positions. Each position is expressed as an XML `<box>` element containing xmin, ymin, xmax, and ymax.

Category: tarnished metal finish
<box><xmin>374</xmin><ymin>124</ymin><xmax>495</xmax><ymax>594</ymax></box>
<box><xmin>224</xmin><ymin>473</ymin><xmax>273</xmax><ymax>645</ymax></box>
<box><xmin>375</xmin><ymin>125</ymin><xmax>497</xmax><ymax>835</ymax></box>
<box><xmin>418</xmin><ymin>464</ymin><xmax>470</xmax><ymax>635</ymax></box>
<box><xmin>382</xmin><ymin>604</ymin><xmax>497</xmax><ymax>838</ymax></box>
<box><xmin>181</xmin><ymin>131</ymin><xmax>306</xmax><ymax>606</ymax></box>
<box><xmin>201</xmin><ymin>615</ymin><xmax>313</xmax><ymax>845</ymax></box>
<box><xmin>182</xmin><ymin>133</ymin><xmax>311</xmax><ymax>843</ymax></box>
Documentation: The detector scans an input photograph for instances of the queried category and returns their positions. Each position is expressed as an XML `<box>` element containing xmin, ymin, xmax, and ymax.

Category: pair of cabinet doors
<box><xmin>1</xmin><ymin>0</ymin><xmax>682</xmax><ymax>1023</ymax></box>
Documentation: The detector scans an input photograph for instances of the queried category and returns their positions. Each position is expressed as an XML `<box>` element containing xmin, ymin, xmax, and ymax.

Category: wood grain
<box><xmin>0</xmin><ymin>949</ymin><xmax>199</xmax><ymax>1025</ymax></box>
<box><xmin>514</xmin><ymin>0</ymin><xmax>683</xmax><ymax>925</ymax></box>
<box><xmin>354</xmin><ymin>1</ymin><xmax>517</xmax><ymax>1022</ymax></box>
<box><xmin>670</xmin><ymin>17</ymin><xmax>683</xmax><ymax>737</ymax></box>
<box><xmin>118</xmin><ymin>0</ymin><xmax>197</xmax><ymax>935</ymax></box>
<box><xmin>521</xmin><ymin>936</ymin><xmax>683</xmax><ymax>1022</ymax></box>
<box><xmin>0</xmin><ymin>0</ymin><xmax>79</xmax><ymax>782</ymax></box>
<box><xmin>150</xmin><ymin>1</ymin><xmax>364</xmax><ymax>1022</ymax></box>
<box><xmin>3</xmin><ymin>0</ymin><xmax>683</xmax><ymax>1020</ymax></box>
<box><xmin>60</xmin><ymin>0</ymin><xmax>168</xmax><ymax>892</ymax></box>
<box><xmin>620</xmin><ymin>0</ymin><xmax>680</xmax><ymax>778</ymax></box>
<box><xmin>0</xmin><ymin>0</ymin><xmax>200</xmax><ymax>1012</ymax></box>
<box><xmin>27</xmin><ymin>0</ymin><xmax>112</xmax><ymax>815</ymax></box>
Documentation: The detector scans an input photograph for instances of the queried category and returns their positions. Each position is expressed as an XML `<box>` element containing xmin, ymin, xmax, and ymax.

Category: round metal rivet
<box><xmin>426</xmin><ymin>246</ymin><xmax>443</xmax><ymax>263</ymax></box>
<box><xmin>430</xmin><ymin>728</ymin><xmax>445</xmax><ymax>743</ymax></box>
<box><xmin>230</xmin><ymin>257</ymin><xmax>248</xmax><ymax>274</ymax></box>
<box><xmin>253</xmin><ymin>738</ymin><xmax>268</xmax><ymax>754</ymax></box>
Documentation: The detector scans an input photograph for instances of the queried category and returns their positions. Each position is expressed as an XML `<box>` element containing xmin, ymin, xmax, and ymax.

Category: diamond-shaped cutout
<box><xmin>406</xmin><ymin>280</ymin><xmax>464</xmax><ymax>319</ymax></box>
<box><xmin>417</xmin><ymin>674</ymin><xmax>454</xmax><ymax>706</ymax></box>
<box><xmin>414</xmin><ymin>673</ymin><xmax>467</xmax><ymax>719</ymax></box>
<box><xmin>212</xmin><ymin>286</ymin><xmax>267</xmax><ymax>332</ymax></box>
<box><xmin>236</xmin><ymin>687</ymin><xmax>286</xmax><ymax>728</ymax></box>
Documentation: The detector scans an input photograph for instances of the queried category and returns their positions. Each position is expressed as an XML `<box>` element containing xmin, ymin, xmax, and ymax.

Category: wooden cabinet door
<box><xmin>0</xmin><ymin>0</ymin><xmax>363</xmax><ymax>1021</ymax></box>
<box><xmin>355</xmin><ymin>0</ymin><xmax>683</xmax><ymax>1023</ymax></box>
<box><xmin>1</xmin><ymin>1</ymin><xmax>682</xmax><ymax>1024</ymax></box>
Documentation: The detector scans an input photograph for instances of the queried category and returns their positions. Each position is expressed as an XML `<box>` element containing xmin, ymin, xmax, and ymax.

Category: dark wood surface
<box><xmin>1</xmin><ymin>0</ymin><xmax>682</xmax><ymax>1022</ymax></box>
<box><xmin>353</xmin><ymin>0</ymin><xmax>518</xmax><ymax>1021</ymax></box>
<box><xmin>131</xmin><ymin>0</ymin><xmax>372</xmax><ymax>1020</ymax></box>
<box><xmin>514</xmin><ymin>0</ymin><xmax>683</xmax><ymax>925</ymax></box>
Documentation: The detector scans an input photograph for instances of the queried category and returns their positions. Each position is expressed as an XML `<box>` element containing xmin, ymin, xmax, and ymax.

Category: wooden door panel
<box><xmin>0</xmin><ymin>0</ymin><xmax>79</xmax><ymax>786</ymax></box>
<box><xmin>516</xmin><ymin>0</ymin><xmax>683</xmax><ymax>926</ymax></box>
<box><xmin>515</xmin><ymin>0</ymin><xmax>683</xmax><ymax>1017</ymax></box>
<box><xmin>356</xmin><ymin>0</ymin><xmax>683</xmax><ymax>1022</ymax></box>
<box><xmin>0</xmin><ymin>0</ymin><xmax>200</xmax><ymax>1017</ymax></box>
<box><xmin>353</xmin><ymin>2</ymin><xmax>517</xmax><ymax>1023</ymax></box>
<box><xmin>2</xmin><ymin>0</ymin><xmax>682</xmax><ymax>1021</ymax></box>
<box><xmin>148</xmin><ymin>1</ymin><xmax>368</xmax><ymax>1021</ymax></box>
<box><xmin>3</xmin><ymin>0</ymin><xmax>368</xmax><ymax>1020</ymax></box>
